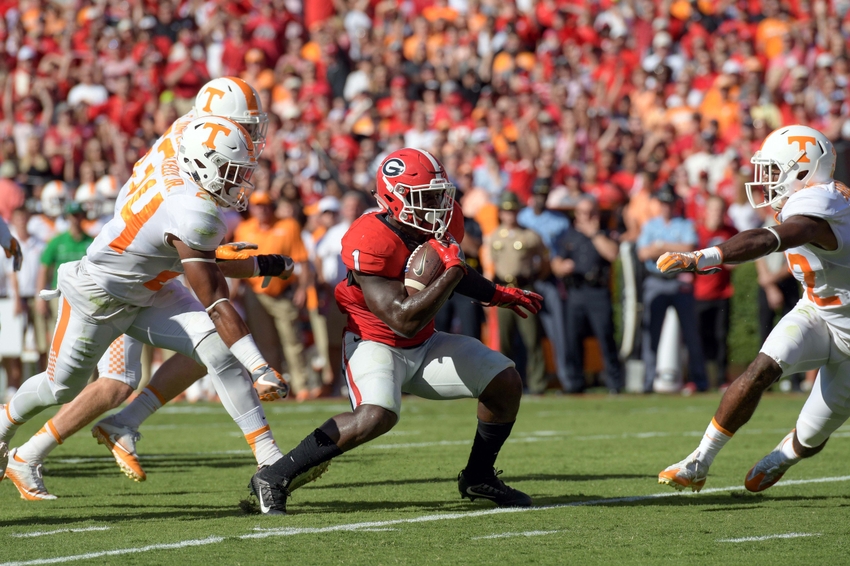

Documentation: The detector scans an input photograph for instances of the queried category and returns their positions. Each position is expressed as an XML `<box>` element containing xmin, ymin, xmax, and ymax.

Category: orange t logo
<box><xmin>202</xmin><ymin>122</ymin><xmax>232</xmax><ymax>150</ymax></box>
<box><xmin>788</xmin><ymin>136</ymin><xmax>817</xmax><ymax>163</ymax></box>
<box><xmin>200</xmin><ymin>87</ymin><xmax>225</xmax><ymax>112</ymax></box>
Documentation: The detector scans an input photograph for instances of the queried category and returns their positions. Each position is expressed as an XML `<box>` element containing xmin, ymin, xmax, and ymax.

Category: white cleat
<box><xmin>658</xmin><ymin>450</ymin><xmax>708</xmax><ymax>492</ymax></box>
<box><xmin>746</xmin><ymin>430</ymin><xmax>800</xmax><ymax>492</ymax></box>
<box><xmin>5</xmin><ymin>448</ymin><xmax>57</xmax><ymax>500</ymax></box>
<box><xmin>0</xmin><ymin>441</ymin><xmax>7</xmax><ymax>482</ymax></box>
<box><xmin>92</xmin><ymin>416</ymin><xmax>146</xmax><ymax>482</ymax></box>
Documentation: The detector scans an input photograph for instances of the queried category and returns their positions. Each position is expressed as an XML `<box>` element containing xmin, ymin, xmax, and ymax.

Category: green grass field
<box><xmin>2</xmin><ymin>393</ymin><xmax>849</xmax><ymax>565</ymax></box>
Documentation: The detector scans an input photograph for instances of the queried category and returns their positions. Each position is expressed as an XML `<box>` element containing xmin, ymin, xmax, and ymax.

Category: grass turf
<box><xmin>2</xmin><ymin>393</ymin><xmax>849</xmax><ymax>565</ymax></box>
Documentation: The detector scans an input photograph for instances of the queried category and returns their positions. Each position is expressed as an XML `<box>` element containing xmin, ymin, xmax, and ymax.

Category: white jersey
<box><xmin>27</xmin><ymin>214</ymin><xmax>68</xmax><ymax>244</ymax></box>
<box><xmin>84</xmin><ymin>115</ymin><xmax>226</xmax><ymax>307</ymax></box>
<box><xmin>779</xmin><ymin>180</ymin><xmax>850</xmax><ymax>351</ymax></box>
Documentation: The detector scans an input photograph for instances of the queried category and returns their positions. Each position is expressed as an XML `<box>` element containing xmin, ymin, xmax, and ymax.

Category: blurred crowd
<box><xmin>1</xmin><ymin>0</ymin><xmax>846</xmax><ymax>397</ymax></box>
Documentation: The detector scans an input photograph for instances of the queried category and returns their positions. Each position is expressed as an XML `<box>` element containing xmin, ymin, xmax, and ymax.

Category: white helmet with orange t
<box><xmin>41</xmin><ymin>180</ymin><xmax>69</xmax><ymax>217</ymax></box>
<box><xmin>177</xmin><ymin>116</ymin><xmax>258</xmax><ymax>211</ymax></box>
<box><xmin>75</xmin><ymin>181</ymin><xmax>103</xmax><ymax>219</ymax></box>
<box><xmin>746</xmin><ymin>125</ymin><xmax>836</xmax><ymax>211</ymax></box>
<box><xmin>95</xmin><ymin>174</ymin><xmax>120</xmax><ymax>216</ymax></box>
<box><xmin>194</xmin><ymin>76</ymin><xmax>268</xmax><ymax>154</ymax></box>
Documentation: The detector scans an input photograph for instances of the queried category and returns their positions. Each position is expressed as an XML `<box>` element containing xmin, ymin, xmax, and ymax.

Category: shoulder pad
<box><xmin>168</xmin><ymin>193</ymin><xmax>227</xmax><ymax>251</ymax></box>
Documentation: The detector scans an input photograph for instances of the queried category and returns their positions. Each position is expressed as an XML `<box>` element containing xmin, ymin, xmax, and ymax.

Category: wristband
<box><xmin>696</xmin><ymin>246</ymin><xmax>723</xmax><ymax>269</ymax></box>
<box><xmin>230</xmin><ymin>334</ymin><xmax>267</xmax><ymax>377</ymax></box>
<box><xmin>764</xmin><ymin>226</ymin><xmax>782</xmax><ymax>253</ymax></box>
<box><xmin>257</xmin><ymin>254</ymin><xmax>292</xmax><ymax>277</ymax></box>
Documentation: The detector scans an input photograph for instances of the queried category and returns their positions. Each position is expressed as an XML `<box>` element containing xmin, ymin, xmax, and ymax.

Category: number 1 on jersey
<box><xmin>352</xmin><ymin>249</ymin><xmax>361</xmax><ymax>271</ymax></box>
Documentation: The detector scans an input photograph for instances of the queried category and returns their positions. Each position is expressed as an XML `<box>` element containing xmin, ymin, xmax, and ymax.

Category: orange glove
<box><xmin>252</xmin><ymin>365</ymin><xmax>290</xmax><ymax>401</ymax></box>
<box><xmin>215</xmin><ymin>242</ymin><xmax>258</xmax><ymax>260</ymax></box>
<box><xmin>657</xmin><ymin>249</ymin><xmax>722</xmax><ymax>275</ymax></box>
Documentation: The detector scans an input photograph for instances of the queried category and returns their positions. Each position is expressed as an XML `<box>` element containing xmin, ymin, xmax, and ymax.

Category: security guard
<box><xmin>489</xmin><ymin>191</ymin><xmax>548</xmax><ymax>394</ymax></box>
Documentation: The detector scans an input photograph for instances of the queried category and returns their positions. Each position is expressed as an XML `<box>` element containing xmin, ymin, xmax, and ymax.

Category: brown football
<box><xmin>404</xmin><ymin>243</ymin><xmax>445</xmax><ymax>295</ymax></box>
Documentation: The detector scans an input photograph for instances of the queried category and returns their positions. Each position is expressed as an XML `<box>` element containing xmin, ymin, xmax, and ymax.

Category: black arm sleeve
<box><xmin>454</xmin><ymin>268</ymin><xmax>497</xmax><ymax>303</ymax></box>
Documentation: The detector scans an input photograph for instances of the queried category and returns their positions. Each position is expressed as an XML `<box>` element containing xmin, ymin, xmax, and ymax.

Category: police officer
<box><xmin>552</xmin><ymin>196</ymin><xmax>623</xmax><ymax>393</ymax></box>
<box><xmin>489</xmin><ymin>191</ymin><xmax>548</xmax><ymax>394</ymax></box>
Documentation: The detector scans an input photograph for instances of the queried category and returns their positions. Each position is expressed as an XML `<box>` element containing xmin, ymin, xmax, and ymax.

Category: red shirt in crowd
<box><xmin>694</xmin><ymin>223</ymin><xmax>738</xmax><ymax>301</ymax></box>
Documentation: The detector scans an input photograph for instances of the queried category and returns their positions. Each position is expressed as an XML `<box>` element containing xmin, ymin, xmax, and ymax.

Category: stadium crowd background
<box><xmin>1</xmin><ymin>0</ymin><xmax>848</xmax><ymax>400</ymax></box>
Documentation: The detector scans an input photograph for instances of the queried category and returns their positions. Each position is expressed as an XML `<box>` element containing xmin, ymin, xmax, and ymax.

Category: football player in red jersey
<box><xmin>249</xmin><ymin>148</ymin><xmax>543</xmax><ymax>514</ymax></box>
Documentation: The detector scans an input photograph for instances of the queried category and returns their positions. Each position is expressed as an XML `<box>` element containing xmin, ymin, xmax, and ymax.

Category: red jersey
<box><xmin>335</xmin><ymin>203</ymin><xmax>464</xmax><ymax>347</ymax></box>
<box><xmin>694</xmin><ymin>224</ymin><xmax>738</xmax><ymax>301</ymax></box>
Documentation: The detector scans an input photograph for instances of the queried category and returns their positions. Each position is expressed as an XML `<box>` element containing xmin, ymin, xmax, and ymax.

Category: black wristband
<box><xmin>256</xmin><ymin>254</ymin><xmax>290</xmax><ymax>277</ymax></box>
<box><xmin>454</xmin><ymin>268</ymin><xmax>497</xmax><ymax>304</ymax></box>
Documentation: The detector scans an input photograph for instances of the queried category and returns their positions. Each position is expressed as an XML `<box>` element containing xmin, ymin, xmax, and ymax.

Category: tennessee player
<box><xmin>655</xmin><ymin>125</ymin><xmax>850</xmax><ymax>493</ymax></box>
<box><xmin>28</xmin><ymin>181</ymin><xmax>69</xmax><ymax>243</ymax></box>
<box><xmin>0</xmin><ymin>77</ymin><xmax>289</xmax><ymax>499</ymax></box>
<box><xmin>0</xmin><ymin>116</ymin><xmax>292</xmax><ymax>500</ymax></box>
<box><xmin>248</xmin><ymin>148</ymin><xmax>543</xmax><ymax>514</ymax></box>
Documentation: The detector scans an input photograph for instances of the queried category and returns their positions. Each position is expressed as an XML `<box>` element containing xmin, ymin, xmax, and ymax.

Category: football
<box><xmin>404</xmin><ymin>243</ymin><xmax>445</xmax><ymax>295</ymax></box>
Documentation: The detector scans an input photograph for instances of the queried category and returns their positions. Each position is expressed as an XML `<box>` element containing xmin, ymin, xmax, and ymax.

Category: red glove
<box><xmin>427</xmin><ymin>236</ymin><xmax>467</xmax><ymax>274</ymax></box>
<box><xmin>487</xmin><ymin>285</ymin><xmax>544</xmax><ymax>318</ymax></box>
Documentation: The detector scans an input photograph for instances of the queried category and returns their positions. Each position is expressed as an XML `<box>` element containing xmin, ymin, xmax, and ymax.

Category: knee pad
<box><xmin>194</xmin><ymin>333</ymin><xmax>243</xmax><ymax>376</ymax></box>
<box><xmin>10</xmin><ymin>374</ymin><xmax>68</xmax><ymax>422</ymax></box>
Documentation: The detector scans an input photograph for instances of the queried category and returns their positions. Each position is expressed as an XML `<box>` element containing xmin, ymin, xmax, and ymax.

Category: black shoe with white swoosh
<box><xmin>249</xmin><ymin>468</ymin><xmax>288</xmax><ymax>515</ymax></box>
<box><xmin>457</xmin><ymin>468</ymin><xmax>532</xmax><ymax>507</ymax></box>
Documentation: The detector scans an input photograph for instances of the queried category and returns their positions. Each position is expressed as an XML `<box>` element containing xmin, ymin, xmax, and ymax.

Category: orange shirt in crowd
<box><xmin>234</xmin><ymin>217</ymin><xmax>309</xmax><ymax>296</ymax></box>
<box><xmin>755</xmin><ymin>18</ymin><xmax>790</xmax><ymax>59</ymax></box>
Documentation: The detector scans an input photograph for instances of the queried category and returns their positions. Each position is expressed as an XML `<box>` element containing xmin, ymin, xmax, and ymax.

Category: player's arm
<box><xmin>657</xmin><ymin>215</ymin><xmax>836</xmax><ymax>274</ymax></box>
<box><xmin>172</xmin><ymin>237</ymin><xmax>289</xmax><ymax>400</ymax></box>
<box><xmin>355</xmin><ymin>267</ymin><xmax>464</xmax><ymax>339</ymax></box>
<box><xmin>214</xmin><ymin>242</ymin><xmax>294</xmax><ymax>281</ymax></box>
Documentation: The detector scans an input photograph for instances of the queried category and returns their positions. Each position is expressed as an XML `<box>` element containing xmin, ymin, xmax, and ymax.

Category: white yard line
<box><xmin>472</xmin><ymin>530</ymin><xmax>559</xmax><ymax>540</ymax></box>
<box><xmin>718</xmin><ymin>533</ymin><xmax>819</xmax><ymax>543</ymax></box>
<box><xmin>11</xmin><ymin>527</ymin><xmax>110</xmax><ymax>539</ymax></box>
<box><xmin>5</xmin><ymin>475</ymin><xmax>849</xmax><ymax>566</ymax></box>
<box><xmin>0</xmin><ymin>537</ymin><xmax>224</xmax><ymax>566</ymax></box>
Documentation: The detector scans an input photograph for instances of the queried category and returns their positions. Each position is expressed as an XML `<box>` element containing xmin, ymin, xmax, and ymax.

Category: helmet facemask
<box><xmin>184</xmin><ymin>149</ymin><xmax>257</xmax><ymax>212</ymax></box>
<box><xmin>390</xmin><ymin>178</ymin><xmax>456</xmax><ymax>240</ymax></box>
<box><xmin>235</xmin><ymin>114</ymin><xmax>269</xmax><ymax>155</ymax></box>
<box><xmin>746</xmin><ymin>151</ymin><xmax>811</xmax><ymax>211</ymax></box>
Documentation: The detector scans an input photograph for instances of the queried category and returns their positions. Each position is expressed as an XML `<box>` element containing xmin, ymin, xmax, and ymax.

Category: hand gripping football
<box><xmin>404</xmin><ymin>243</ymin><xmax>446</xmax><ymax>295</ymax></box>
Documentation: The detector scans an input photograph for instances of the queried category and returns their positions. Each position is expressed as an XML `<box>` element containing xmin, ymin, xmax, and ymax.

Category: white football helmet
<box><xmin>177</xmin><ymin>116</ymin><xmax>258</xmax><ymax>211</ymax></box>
<box><xmin>194</xmin><ymin>76</ymin><xmax>268</xmax><ymax>154</ymax></box>
<box><xmin>75</xmin><ymin>182</ymin><xmax>103</xmax><ymax>219</ymax></box>
<box><xmin>746</xmin><ymin>125</ymin><xmax>836</xmax><ymax>211</ymax></box>
<box><xmin>95</xmin><ymin>174</ymin><xmax>120</xmax><ymax>216</ymax></box>
<box><xmin>41</xmin><ymin>180</ymin><xmax>69</xmax><ymax>217</ymax></box>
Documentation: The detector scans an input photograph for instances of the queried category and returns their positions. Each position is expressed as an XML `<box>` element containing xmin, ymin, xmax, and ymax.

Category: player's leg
<box><xmin>2</xmin><ymin>297</ymin><xmax>125</xmax><ymax>499</ymax></box>
<box><xmin>658</xmin><ymin>300</ymin><xmax>831</xmax><ymax>492</ymax></box>
<box><xmin>124</xmin><ymin>283</ymin><xmax>283</xmax><ymax>469</ymax></box>
<box><xmin>249</xmin><ymin>332</ymin><xmax>406</xmax><ymax>513</ymax></box>
<box><xmin>745</xmin><ymin>355</ymin><xmax>850</xmax><ymax>492</ymax></box>
<box><xmin>404</xmin><ymin>332</ymin><xmax>530</xmax><ymax>507</ymax></box>
<box><xmin>7</xmin><ymin>335</ymin><xmax>141</xmax><ymax>498</ymax></box>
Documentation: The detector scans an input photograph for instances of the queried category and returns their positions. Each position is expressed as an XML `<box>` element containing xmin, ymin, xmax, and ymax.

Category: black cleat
<box><xmin>249</xmin><ymin>468</ymin><xmax>288</xmax><ymax>515</ymax></box>
<box><xmin>458</xmin><ymin>468</ymin><xmax>532</xmax><ymax>507</ymax></box>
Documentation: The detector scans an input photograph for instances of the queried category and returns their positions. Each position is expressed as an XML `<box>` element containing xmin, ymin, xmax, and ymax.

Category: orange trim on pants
<box><xmin>47</xmin><ymin>298</ymin><xmax>72</xmax><ymax>381</ymax></box>
<box><xmin>244</xmin><ymin>425</ymin><xmax>271</xmax><ymax>455</ymax></box>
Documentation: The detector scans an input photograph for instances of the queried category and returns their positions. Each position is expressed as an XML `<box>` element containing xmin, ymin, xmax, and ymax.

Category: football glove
<box><xmin>252</xmin><ymin>365</ymin><xmax>290</xmax><ymax>401</ymax></box>
<box><xmin>486</xmin><ymin>285</ymin><xmax>544</xmax><ymax>318</ymax></box>
<box><xmin>215</xmin><ymin>242</ymin><xmax>258</xmax><ymax>260</ymax></box>
<box><xmin>427</xmin><ymin>235</ymin><xmax>467</xmax><ymax>274</ymax></box>
<box><xmin>4</xmin><ymin>236</ymin><xmax>22</xmax><ymax>271</ymax></box>
<box><xmin>657</xmin><ymin>250</ymin><xmax>722</xmax><ymax>275</ymax></box>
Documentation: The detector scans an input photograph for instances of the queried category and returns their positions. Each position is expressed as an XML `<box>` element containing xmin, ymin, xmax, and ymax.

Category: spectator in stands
<box><xmin>693</xmin><ymin>196</ymin><xmax>738</xmax><ymax>391</ymax></box>
<box><xmin>552</xmin><ymin>196</ymin><xmax>622</xmax><ymax>394</ymax></box>
<box><xmin>636</xmin><ymin>184</ymin><xmax>708</xmax><ymax>393</ymax></box>
<box><xmin>517</xmin><ymin>178</ymin><xmax>571</xmax><ymax>390</ymax></box>
<box><xmin>489</xmin><ymin>191</ymin><xmax>548</xmax><ymax>394</ymax></box>
<box><xmin>234</xmin><ymin>192</ymin><xmax>312</xmax><ymax>400</ymax></box>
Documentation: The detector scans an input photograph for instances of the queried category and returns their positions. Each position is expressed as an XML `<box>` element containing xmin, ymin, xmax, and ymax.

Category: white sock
<box><xmin>781</xmin><ymin>432</ymin><xmax>802</xmax><ymax>460</ymax></box>
<box><xmin>16</xmin><ymin>419</ymin><xmax>62</xmax><ymax>462</ymax></box>
<box><xmin>696</xmin><ymin>418</ymin><xmax>733</xmax><ymax>467</ymax></box>
<box><xmin>235</xmin><ymin>407</ymin><xmax>282</xmax><ymax>467</ymax></box>
<box><xmin>117</xmin><ymin>386</ymin><xmax>164</xmax><ymax>429</ymax></box>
